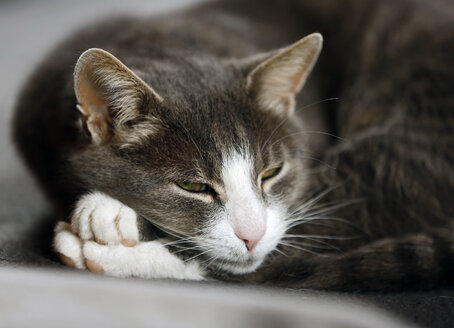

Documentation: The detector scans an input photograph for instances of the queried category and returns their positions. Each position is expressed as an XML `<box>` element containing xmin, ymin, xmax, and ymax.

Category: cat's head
<box><xmin>71</xmin><ymin>33</ymin><xmax>323</xmax><ymax>274</ymax></box>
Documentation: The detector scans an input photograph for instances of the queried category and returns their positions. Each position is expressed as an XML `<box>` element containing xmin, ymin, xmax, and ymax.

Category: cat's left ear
<box><xmin>74</xmin><ymin>48</ymin><xmax>163</xmax><ymax>144</ymax></box>
<box><xmin>246</xmin><ymin>33</ymin><xmax>323</xmax><ymax>117</ymax></box>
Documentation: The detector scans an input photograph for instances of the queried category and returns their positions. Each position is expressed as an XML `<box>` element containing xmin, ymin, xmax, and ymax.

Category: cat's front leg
<box><xmin>53</xmin><ymin>191</ymin><xmax>204</xmax><ymax>280</ymax></box>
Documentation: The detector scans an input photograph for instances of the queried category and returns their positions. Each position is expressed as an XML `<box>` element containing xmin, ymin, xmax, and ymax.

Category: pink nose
<box><xmin>235</xmin><ymin>225</ymin><xmax>266</xmax><ymax>252</ymax></box>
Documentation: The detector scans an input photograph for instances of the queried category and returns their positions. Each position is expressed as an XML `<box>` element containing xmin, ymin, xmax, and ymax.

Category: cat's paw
<box><xmin>70</xmin><ymin>191</ymin><xmax>139</xmax><ymax>246</ymax></box>
<box><xmin>82</xmin><ymin>240</ymin><xmax>205</xmax><ymax>280</ymax></box>
<box><xmin>53</xmin><ymin>222</ymin><xmax>205</xmax><ymax>280</ymax></box>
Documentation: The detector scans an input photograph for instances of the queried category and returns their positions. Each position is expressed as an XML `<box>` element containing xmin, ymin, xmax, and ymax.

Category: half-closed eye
<box><xmin>261</xmin><ymin>166</ymin><xmax>282</xmax><ymax>181</ymax></box>
<box><xmin>176</xmin><ymin>181</ymin><xmax>212</xmax><ymax>193</ymax></box>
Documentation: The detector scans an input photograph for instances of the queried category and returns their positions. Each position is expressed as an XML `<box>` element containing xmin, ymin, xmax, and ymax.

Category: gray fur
<box><xmin>13</xmin><ymin>0</ymin><xmax>454</xmax><ymax>290</ymax></box>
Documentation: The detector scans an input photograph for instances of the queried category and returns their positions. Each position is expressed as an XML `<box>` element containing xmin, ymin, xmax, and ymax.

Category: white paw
<box><xmin>70</xmin><ymin>191</ymin><xmax>139</xmax><ymax>246</ymax></box>
<box><xmin>53</xmin><ymin>222</ymin><xmax>205</xmax><ymax>280</ymax></box>
<box><xmin>83</xmin><ymin>240</ymin><xmax>204</xmax><ymax>280</ymax></box>
<box><xmin>53</xmin><ymin>191</ymin><xmax>204</xmax><ymax>280</ymax></box>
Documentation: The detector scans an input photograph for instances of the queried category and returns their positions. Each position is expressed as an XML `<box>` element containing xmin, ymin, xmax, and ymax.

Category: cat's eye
<box><xmin>176</xmin><ymin>181</ymin><xmax>211</xmax><ymax>193</ymax></box>
<box><xmin>261</xmin><ymin>166</ymin><xmax>282</xmax><ymax>181</ymax></box>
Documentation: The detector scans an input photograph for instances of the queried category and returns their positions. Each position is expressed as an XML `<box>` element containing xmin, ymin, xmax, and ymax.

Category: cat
<box><xmin>13</xmin><ymin>0</ymin><xmax>454</xmax><ymax>291</ymax></box>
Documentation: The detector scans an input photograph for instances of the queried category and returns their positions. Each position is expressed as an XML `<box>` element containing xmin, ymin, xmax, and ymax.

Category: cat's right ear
<box><xmin>245</xmin><ymin>33</ymin><xmax>323</xmax><ymax>117</ymax></box>
<box><xmin>74</xmin><ymin>48</ymin><xmax>163</xmax><ymax>144</ymax></box>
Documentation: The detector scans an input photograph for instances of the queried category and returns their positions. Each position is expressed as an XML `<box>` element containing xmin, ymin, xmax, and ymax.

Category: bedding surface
<box><xmin>0</xmin><ymin>1</ymin><xmax>452</xmax><ymax>327</ymax></box>
<box><xmin>0</xmin><ymin>267</ymin><xmax>415</xmax><ymax>328</ymax></box>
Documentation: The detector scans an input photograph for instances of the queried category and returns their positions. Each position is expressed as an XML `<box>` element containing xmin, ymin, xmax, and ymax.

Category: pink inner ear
<box><xmin>76</xmin><ymin>74</ymin><xmax>109</xmax><ymax>116</ymax></box>
<box><xmin>76</xmin><ymin>75</ymin><xmax>113</xmax><ymax>144</ymax></box>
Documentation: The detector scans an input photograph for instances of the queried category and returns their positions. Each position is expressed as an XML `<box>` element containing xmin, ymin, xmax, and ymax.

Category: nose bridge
<box><xmin>221</xmin><ymin>150</ymin><xmax>267</xmax><ymax>250</ymax></box>
<box><xmin>228</xmin><ymin>191</ymin><xmax>267</xmax><ymax>250</ymax></box>
<box><xmin>230</xmin><ymin>192</ymin><xmax>265</xmax><ymax>226</ymax></box>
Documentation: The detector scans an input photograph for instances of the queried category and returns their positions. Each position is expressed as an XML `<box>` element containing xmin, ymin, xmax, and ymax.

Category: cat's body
<box><xmin>14</xmin><ymin>0</ymin><xmax>454</xmax><ymax>290</ymax></box>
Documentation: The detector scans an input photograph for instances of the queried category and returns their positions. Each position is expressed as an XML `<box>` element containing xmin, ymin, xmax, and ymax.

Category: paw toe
<box><xmin>91</xmin><ymin>206</ymin><xmax>122</xmax><ymax>244</ymax></box>
<box><xmin>117</xmin><ymin>206</ymin><xmax>139</xmax><ymax>242</ymax></box>
<box><xmin>120</xmin><ymin>239</ymin><xmax>137</xmax><ymax>247</ymax></box>
<box><xmin>58</xmin><ymin>253</ymin><xmax>75</xmax><ymax>268</ymax></box>
<box><xmin>85</xmin><ymin>259</ymin><xmax>105</xmax><ymax>274</ymax></box>
<box><xmin>70</xmin><ymin>192</ymin><xmax>139</xmax><ymax>245</ymax></box>
<box><xmin>53</xmin><ymin>221</ymin><xmax>85</xmax><ymax>269</ymax></box>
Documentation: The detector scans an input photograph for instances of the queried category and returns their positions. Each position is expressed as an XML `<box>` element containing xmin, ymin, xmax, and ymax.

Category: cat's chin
<box><xmin>212</xmin><ymin>257</ymin><xmax>264</xmax><ymax>275</ymax></box>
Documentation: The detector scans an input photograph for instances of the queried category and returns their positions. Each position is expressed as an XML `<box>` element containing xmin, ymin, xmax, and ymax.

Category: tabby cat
<box><xmin>13</xmin><ymin>0</ymin><xmax>454</xmax><ymax>290</ymax></box>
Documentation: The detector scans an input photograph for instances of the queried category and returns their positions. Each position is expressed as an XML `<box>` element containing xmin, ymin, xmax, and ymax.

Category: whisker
<box><xmin>286</xmin><ymin>216</ymin><xmax>353</xmax><ymax>230</ymax></box>
<box><xmin>296</xmin><ymin>97</ymin><xmax>340</xmax><ymax>112</ymax></box>
<box><xmin>268</xmin><ymin>130</ymin><xmax>347</xmax><ymax>151</ymax></box>
<box><xmin>278</xmin><ymin>241</ymin><xmax>327</xmax><ymax>257</ymax></box>
<box><xmin>302</xmin><ymin>199</ymin><xmax>359</xmax><ymax>213</ymax></box>
<box><xmin>160</xmin><ymin>238</ymin><xmax>195</xmax><ymax>247</ymax></box>
<box><xmin>174</xmin><ymin>118</ymin><xmax>204</xmax><ymax>161</ymax></box>
<box><xmin>260</xmin><ymin>97</ymin><xmax>340</xmax><ymax>151</ymax></box>
<box><xmin>292</xmin><ymin>155</ymin><xmax>337</xmax><ymax>170</ymax></box>
<box><xmin>198</xmin><ymin>254</ymin><xmax>216</xmax><ymax>266</ymax></box>
<box><xmin>273</xmin><ymin>247</ymin><xmax>289</xmax><ymax>257</ymax></box>
<box><xmin>288</xmin><ymin>182</ymin><xmax>348</xmax><ymax>219</ymax></box>
<box><xmin>174</xmin><ymin>245</ymin><xmax>205</xmax><ymax>254</ymax></box>
<box><xmin>200</xmin><ymin>255</ymin><xmax>219</xmax><ymax>271</ymax></box>
<box><xmin>281</xmin><ymin>239</ymin><xmax>340</xmax><ymax>251</ymax></box>
<box><xmin>288</xmin><ymin>200</ymin><xmax>349</xmax><ymax>218</ymax></box>
<box><xmin>282</xmin><ymin>235</ymin><xmax>342</xmax><ymax>251</ymax></box>
<box><xmin>293</xmin><ymin>199</ymin><xmax>364</xmax><ymax>219</ymax></box>
<box><xmin>143</xmin><ymin>218</ymin><xmax>204</xmax><ymax>242</ymax></box>
<box><xmin>184</xmin><ymin>249</ymin><xmax>212</xmax><ymax>262</ymax></box>
<box><xmin>284</xmin><ymin>233</ymin><xmax>359</xmax><ymax>241</ymax></box>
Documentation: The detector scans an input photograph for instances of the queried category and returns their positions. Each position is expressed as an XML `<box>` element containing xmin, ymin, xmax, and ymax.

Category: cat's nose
<box><xmin>235</xmin><ymin>224</ymin><xmax>266</xmax><ymax>252</ymax></box>
<box><xmin>243</xmin><ymin>238</ymin><xmax>259</xmax><ymax>252</ymax></box>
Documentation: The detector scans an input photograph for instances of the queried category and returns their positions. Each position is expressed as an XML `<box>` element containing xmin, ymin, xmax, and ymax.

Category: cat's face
<box><xmin>120</xmin><ymin>92</ymin><xmax>306</xmax><ymax>274</ymax></box>
<box><xmin>71</xmin><ymin>34</ymin><xmax>322</xmax><ymax>274</ymax></box>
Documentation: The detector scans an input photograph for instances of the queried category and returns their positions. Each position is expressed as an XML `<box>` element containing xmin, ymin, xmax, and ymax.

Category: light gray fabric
<box><xmin>0</xmin><ymin>267</ymin><xmax>415</xmax><ymax>328</ymax></box>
